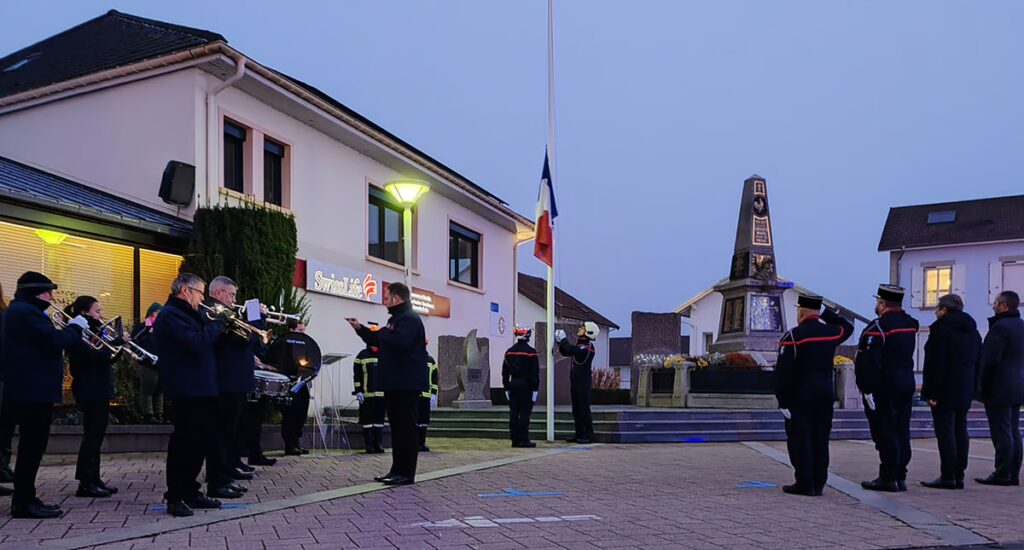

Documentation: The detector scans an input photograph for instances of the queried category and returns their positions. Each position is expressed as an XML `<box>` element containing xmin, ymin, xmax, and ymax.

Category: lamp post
<box><xmin>384</xmin><ymin>179</ymin><xmax>430</xmax><ymax>288</ymax></box>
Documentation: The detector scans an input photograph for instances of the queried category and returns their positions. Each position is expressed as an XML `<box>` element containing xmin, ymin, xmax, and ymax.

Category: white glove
<box><xmin>531</xmin><ymin>391</ymin><xmax>538</xmax><ymax>402</ymax></box>
<box><xmin>864</xmin><ymin>393</ymin><xmax>876</xmax><ymax>411</ymax></box>
<box><xmin>356</xmin><ymin>392</ymin><xmax>365</xmax><ymax>405</ymax></box>
<box><xmin>505</xmin><ymin>391</ymin><xmax>510</xmax><ymax>400</ymax></box>
<box><xmin>554</xmin><ymin>329</ymin><xmax>567</xmax><ymax>343</ymax></box>
<box><xmin>68</xmin><ymin>315</ymin><xmax>89</xmax><ymax>330</ymax></box>
<box><xmin>430</xmin><ymin>394</ymin><xmax>437</xmax><ymax>408</ymax></box>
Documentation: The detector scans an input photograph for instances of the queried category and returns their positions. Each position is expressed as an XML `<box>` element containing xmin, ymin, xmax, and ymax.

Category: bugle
<box><xmin>199</xmin><ymin>302</ymin><xmax>271</xmax><ymax>343</ymax></box>
<box><xmin>50</xmin><ymin>309</ymin><xmax>121</xmax><ymax>355</ymax></box>
<box><xmin>97</xmin><ymin>316</ymin><xmax>158</xmax><ymax>364</ymax></box>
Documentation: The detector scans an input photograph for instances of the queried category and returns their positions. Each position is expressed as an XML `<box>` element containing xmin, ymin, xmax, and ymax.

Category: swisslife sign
<box><xmin>304</xmin><ymin>259</ymin><xmax>382</xmax><ymax>304</ymax></box>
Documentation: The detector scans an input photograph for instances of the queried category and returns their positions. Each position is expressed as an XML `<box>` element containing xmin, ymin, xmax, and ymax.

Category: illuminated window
<box><xmin>139</xmin><ymin>249</ymin><xmax>184</xmax><ymax>318</ymax></box>
<box><xmin>924</xmin><ymin>266</ymin><xmax>952</xmax><ymax>308</ymax></box>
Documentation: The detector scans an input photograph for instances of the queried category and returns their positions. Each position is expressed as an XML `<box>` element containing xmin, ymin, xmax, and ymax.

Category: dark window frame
<box><xmin>367</xmin><ymin>186</ymin><xmax>406</xmax><ymax>266</ymax></box>
<box><xmin>223</xmin><ymin>120</ymin><xmax>246</xmax><ymax>193</ymax></box>
<box><xmin>263</xmin><ymin>138</ymin><xmax>285</xmax><ymax>206</ymax></box>
<box><xmin>449</xmin><ymin>222</ymin><xmax>481</xmax><ymax>288</ymax></box>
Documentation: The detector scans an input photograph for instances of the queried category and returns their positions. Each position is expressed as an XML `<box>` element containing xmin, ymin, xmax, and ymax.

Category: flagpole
<box><xmin>545</xmin><ymin>0</ymin><xmax>556</xmax><ymax>443</ymax></box>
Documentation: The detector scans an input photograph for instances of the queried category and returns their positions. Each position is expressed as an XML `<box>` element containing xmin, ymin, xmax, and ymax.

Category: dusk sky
<box><xmin>4</xmin><ymin>1</ymin><xmax>1023</xmax><ymax>334</ymax></box>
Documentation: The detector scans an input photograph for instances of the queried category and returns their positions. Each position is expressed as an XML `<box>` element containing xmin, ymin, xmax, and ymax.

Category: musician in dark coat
<box><xmin>132</xmin><ymin>302</ymin><xmax>163</xmax><ymax>424</ymax></box>
<box><xmin>775</xmin><ymin>295</ymin><xmax>854</xmax><ymax>496</ymax></box>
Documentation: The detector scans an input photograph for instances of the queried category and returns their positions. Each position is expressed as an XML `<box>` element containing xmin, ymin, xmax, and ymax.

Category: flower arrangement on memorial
<box><xmin>724</xmin><ymin>352</ymin><xmax>759</xmax><ymax>368</ymax></box>
<box><xmin>833</xmin><ymin>355</ymin><xmax>854</xmax><ymax>366</ymax></box>
<box><xmin>663</xmin><ymin>355</ymin><xmax>687</xmax><ymax>368</ymax></box>
<box><xmin>634</xmin><ymin>353</ymin><xmax>671</xmax><ymax>368</ymax></box>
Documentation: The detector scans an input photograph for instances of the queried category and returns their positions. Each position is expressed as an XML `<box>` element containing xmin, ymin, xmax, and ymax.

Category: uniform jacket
<box><xmin>920</xmin><ymin>310</ymin><xmax>981</xmax><ymax>409</ymax></box>
<box><xmin>854</xmin><ymin>310</ymin><xmax>919</xmax><ymax>399</ymax></box>
<box><xmin>774</xmin><ymin>309</ymin><xmax>854</xmax><ymax>409</ymax></box>
<box><xmin>421</xmin><ymin>355</ymin><xmax>438</xmax><ymax>399</ymax></box>
<box><xmin>68</xmin><ymin>317</ymin><xmax>120</xmax><ymax>402</ymax></box>
<box><xmin>2</xmin><ymin>297</ymin><xmax>82</xmax><ymax>404</ymax></box>
<box><xmin>977</xmin><ymin>310</ymin><xmax>1024</xmax><ymax>405</ymax></box>
<box><xmin>502</xmin><ymin>340</ymin><xmax>540</xmax><ymax>392</ymax></box>
<box><xmin>558</xmin><ymin>337</ymin><xmax>595</xmax><ymax>386</ymax></box>
<box><xmin>153</xmin><ymin>296</ymin><xmax>225</xmax><ymax>399</ymax></box>
<box><xmin>355</xmin><ymin>302</ymin><xmax>428</xmax><ymax>392</ymax></box>
<box><xmin>209</xmin><ymin>299</ymin><xmax>266</xmax><ymax>394</ymax></box>
<box><xmin>353</xmin><ymin>346</ymin><xmax>382</xmax><ymax>398</ymax></box>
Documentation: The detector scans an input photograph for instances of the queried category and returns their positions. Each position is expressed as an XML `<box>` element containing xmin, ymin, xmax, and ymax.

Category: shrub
<box><xmin>592</xmin><ymin>368</ymin><xmax>622</xmax><ymax>389</ymax></box>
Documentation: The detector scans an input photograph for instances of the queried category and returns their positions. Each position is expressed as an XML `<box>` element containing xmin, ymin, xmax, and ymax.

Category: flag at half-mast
<box><xmin>533</xmin><ymin>151</ymin><xmax>558</xmax><ymax>267</ymax></box>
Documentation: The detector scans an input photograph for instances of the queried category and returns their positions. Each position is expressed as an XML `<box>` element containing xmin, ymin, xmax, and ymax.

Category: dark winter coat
<box><xmin>502</xmin><ymin>340</ymin><xmax>540</xmax><ymax>392</ymax></box>
<box><xmin>153</xmin><ymin>296</ymin><xmax>225</xmax><ymax>399</ymax></box>
<box><xmin>920</xmin><ymin>310</ymin><xmax>981</xmax><ymax>410</ymax></box>
<box><xmin>2</xmin><ymin>297</ymin><xmax>82</xmax><ymax>404</ymax></box>
<box><xmin>855</xmin><ymin>310</ymin><xmax>919</xmax><ymax>399</ymax></box>
<box><xmin>977</xmin><ymin>310</ymin><xmax>1024</xmax><ymax>406</ymax></box>
<box><xmin>355</xmin><ymin>302</ymin><xmax>428</xmax><ymax>392</ymax></box>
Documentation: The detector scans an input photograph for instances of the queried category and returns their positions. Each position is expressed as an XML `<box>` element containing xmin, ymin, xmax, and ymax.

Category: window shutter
<box><xmin>989</xmin><ymin>262</ymin><xmax>1003</xmax><ymax>304</ymax></box>
<box><xmin>951</xmin><ymin>264</ymin><xmax>966</xmax><ymax>304</ymax></box>
<box><xmin>910</xmin><ymin>266</ymin><xmax>924</xmax><ymax>308</ymax></box>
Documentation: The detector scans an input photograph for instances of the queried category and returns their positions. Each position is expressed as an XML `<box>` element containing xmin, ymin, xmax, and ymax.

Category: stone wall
<box><xmin>629</xmin><ymin>312</ymin><xmax>682</xmax><ymax>403</ymax></box>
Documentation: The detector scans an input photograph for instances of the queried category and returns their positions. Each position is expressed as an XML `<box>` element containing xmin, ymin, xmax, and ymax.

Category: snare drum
<box><xmin>250</xmin><ymin>370</ymin><xmax>293</xmax><ymax>402</ymax></box>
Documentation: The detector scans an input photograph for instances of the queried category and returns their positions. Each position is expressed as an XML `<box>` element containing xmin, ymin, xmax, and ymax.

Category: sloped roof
<box><xmin>878</xmin><ymin>195</ymin><xmax>1024</xmax><ymax>251</ymax></box>
<box><xmin>518</xmin><ymin>272</ymin><xmax>619</xmax><ymax>330</ymax></box>
<box><xmin>0</xmin><ymin>155</ymin><xmax>191</xmax><ymax>235</ymax></box>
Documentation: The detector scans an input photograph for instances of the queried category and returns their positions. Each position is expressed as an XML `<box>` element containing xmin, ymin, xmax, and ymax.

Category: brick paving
<box><xmin>1</xmin><ymin>439</ymin><xmax>1021</xmax><ymax>549</ymax></box>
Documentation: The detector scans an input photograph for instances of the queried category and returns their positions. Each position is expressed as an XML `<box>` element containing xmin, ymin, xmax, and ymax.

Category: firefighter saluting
<box><xmin>353</xmin><ymin>323</ymin><xmax>385</xmax><ymax>454</ymax></box>
<box><xmin>503</xmin><ymin>326</ymin><xmax>540</xmax><ymax>448</ymax></box>
<box><xmin>555</xmin><ymin>322</ymin><xmax>599</xmax><ymax>444</ymax></box>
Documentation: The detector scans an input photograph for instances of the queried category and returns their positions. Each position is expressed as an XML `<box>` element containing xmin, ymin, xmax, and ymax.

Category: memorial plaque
<box><xmin>752</xmin><ymin>216</ymin><xmax>772</xmax><ymax>246</ymax></box>
<box><xmin>730</xmin><ymin>252</ymin><xmax>750</xmax><ymax>280</ymax></box>
<box><xmin>750</xmin><ymin>294</ymin><xmax>782</xmax><ymax>332</ymax></box>
<box><xmin>721</xmin><ymin>297</ymin><xmax>745</xmax><ymax>334</ymax></box>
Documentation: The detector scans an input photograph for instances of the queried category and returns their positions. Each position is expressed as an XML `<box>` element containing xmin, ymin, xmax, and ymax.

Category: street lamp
<box><xmin>384</xmin><ymin>179</ymin><xmax>430</xmax><ymax>288</ymax></box>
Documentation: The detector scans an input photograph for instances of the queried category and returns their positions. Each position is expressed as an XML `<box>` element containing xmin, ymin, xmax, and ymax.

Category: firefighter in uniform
<box><xmin>775</xmin><ymin>295</ymin><xmax>854</xmax><ymax>496</ymax></box>
<box><xmin>417</xmin><ymin>344</ymin><xmax>438</xmax><ymax>452</ymax></box>
<box><xmin>556</xmin><ymin>322</ymin><xmax>599</xmax><ymax>444</ymax></box>
<box><xmin>503</xmin><ymin>327</ymin><xmax>540</xmax><ymax>448</ymax></box>
<box><xmin>855</xmin><ymin>284</ymin><xmax>919</xmax><ymax>492</ymax></box>
<box><xmin>353</xmin><ymin>323</ymin><xmax>385</xmax><ymax>454</ymax></box>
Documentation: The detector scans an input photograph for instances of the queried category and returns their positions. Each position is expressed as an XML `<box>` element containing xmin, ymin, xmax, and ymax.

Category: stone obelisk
<box><xmin>709</xmin><ymin>174</ymin><xmax>787</xmax><ymax>361</ymax></box>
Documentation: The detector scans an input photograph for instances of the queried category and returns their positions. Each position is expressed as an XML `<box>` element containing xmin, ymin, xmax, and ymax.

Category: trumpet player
<box><xmin>3</xmin><ymin>272</ymin><xmax>84</xmax><ymax>518</ymax></box>
<box><xmin>132</xmin><ymin>303</ymin><xmax>163</xmax><ymax>424</ymax></box>
<box><xmin>65</xmin><ymin>296</ymin><xmax>123</xmax><ymax>499</ymax></box>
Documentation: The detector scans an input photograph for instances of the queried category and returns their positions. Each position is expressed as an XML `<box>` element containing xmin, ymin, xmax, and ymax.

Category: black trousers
<box><xmin>358</xmin><ymin>397</ymin><xmax>385</xmax><ymax>427</ymax></box>
<box><xmin>0</xmin><ymin>383</ymin><xmax>14</xmax><ymax>473</ymax></box>
<box><xmin>570</xmin><ymin>378</ymin><xmax>593</xmax><ymax>439</ymax></box>
<box><xmin>865</xmin><ymin>394</ymin><xmax>913</xmax><ymax>481</ymax></box>
<box><xmin>984</xmin><ymin>403</ymin><xmax>1023</xmax><ymax>482</ymax></box>
<box><xmin>241</xmin><ymin>398</ymin><xmax>267</xmax><ymax>460</ymax></box>
<box><xmin>417</xmin><ymin>397</ymin><xmax>431</xmax><ymax>427</ymax></box>
<box><xmin>165</xmin><ymin>397</ymin><xmax>219</xmax><ymax>502</ymax></box>
<box><xmin>281</xmin><ymin>384</ymin><xmax>310</xmax><ymax>449</ymax></box>
<box><xmin>12</xmin><ymin>402</ymin><xmax>53</xmax><ymax>507</ymax></box>
<box><xmin>931</xmin><ymin>405</ymin><xmax>969</xmax><ymax>481</ymax></box>
<box><xmin>75</xmin><ymin>400</ymin><xmax>110</xmax><ymax>485</ymax></box>
<box><xmin>508</xmin><ymin>388</ymin><xmax>535</xmax><ymax>443</ymax></box>
<box><xmin>785</xmin><ymin>401</ymin><xmax>834</xmax><ymax>491</ymax></box>
<box><xmin>384</xmin><ymin>391</ymin><xmax>419</xmax><ymax>478</ymax></box>
<box><xmin>210</xmin><ymin>392</ymin><xmax>245</xmax><ymax>487</ymax></box>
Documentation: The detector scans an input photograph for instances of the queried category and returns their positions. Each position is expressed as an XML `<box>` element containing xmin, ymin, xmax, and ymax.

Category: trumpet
<box><xmin>199</xmin><ymin>302</ymin><xmax>271</xmax><ymax>343</ymax></box>
<box><xmin>50</xmin><ymin>309</ymin><xmax>121</xmax><ymax>355</ymax></box>
<box><xmin>96</xmin><ymin>316</ymin><xmax>158</xmax><ymax>364</ymax></box>
<box><xmin>265</xmin><ymin>306</ymin><xmax>300</xmax><ymax>326</ymax></box>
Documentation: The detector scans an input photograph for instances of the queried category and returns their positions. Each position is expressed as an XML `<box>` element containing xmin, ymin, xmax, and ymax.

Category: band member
<box><xmin>3</xmin><ymin>271</ymin><xmax>83</xmax><ymax>518</ymax></box>
<box><xmin>555</xmin><ymin>322</ymin><xmax>599</xmax><ymax>444</ymax></box>
<box><xmin>276</xmin><ymin>319</ymin><xmax>310</xmax><ymax>456</ymax></box>
<box><xmin>0</xmin><ymin>282</ymin><xmax>13</xmax><ymax>494</ymax></box>
<box><xmin>206</xmin><ymin>276</ymin><xmax>261</xmax><ymax>499</ymax></box>
<box><xmin>503</xmin><ymin>327</ymin><xmax>540</xmax><ymax>448</ymax></box>
<box><xmin>354</xmin><ymin>323</ymin><xmax>385</xmax><ymax>454</ymax></box>
<box><xmin>153</xmin><ymin>273</ymin><xmax>228</xmax><ymax>517</ymax></box>
<box><xmin>65</xmin><ymin>296</ymin><xmax>123</xmax><ymax>498</ymax></box>
<box><xmin>348</xmin><ymin>282</ymin><xmax>428</xmax><ymax>486</ymax></box>
<box><xmin>132</xmin><ymin>302</ymin><xmax>163</xmax><ymax>424</ymax></box>
<box><xmin>418</xmin><ymin>342</ymin><xmax>438</xmax><ymax>452</ymax></box>
<box><xmin>775</xmin><ymin>295</ymin><xmax>853</xmax><ymax>496</ymax></box>
<box><xmin>855</xmin><ymin>284</ymin><xmax>919</xmax><ymax>492</ymax></box>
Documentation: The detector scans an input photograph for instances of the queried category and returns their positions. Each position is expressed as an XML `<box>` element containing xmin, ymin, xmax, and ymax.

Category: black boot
<box><xmin>418</xmin><ymin>427</ymin><xmax>430</xmax><ymax>452</ymax></box>
<box><xmin>372</xmin><ymin>427</ymin><xmax>386</xmax><ymax>453</ymax></box>
<box><xmin>363</xmin><ymin>428</ymin><xmax>375</xmax><ymax>454</ymax></box>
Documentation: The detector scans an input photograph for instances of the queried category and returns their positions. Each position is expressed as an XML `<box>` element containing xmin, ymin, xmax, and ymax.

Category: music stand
<box><xmin>309</xmin><ymin>352</ymin><xmax>352</xmax><ymax>455</ymax></box>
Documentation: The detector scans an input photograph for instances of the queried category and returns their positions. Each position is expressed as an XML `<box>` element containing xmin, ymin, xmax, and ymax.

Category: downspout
<box><xmin>205</xmin><ymin>57</ymin><xmax>247</xmax><ymax>206</ymax></box>
<box><xmin>894</xmin><ymin>246</ymin><xmax>906</xmax><ymax>287</ymax></box>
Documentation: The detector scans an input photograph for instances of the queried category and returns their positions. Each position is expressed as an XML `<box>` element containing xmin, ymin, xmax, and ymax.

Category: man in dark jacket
<box><xmin>353</xmin><ymin>325</ymin><xmax>385</xmax><ymax>454</ymax></box>
<box><xmin>556</xmin><ymin>322</ymin><xmax>599</xmax><ymax>444</ymax></box>
<box><xmin>347</xmin><ymin>282</ymin><xmax>428</xmax><ymax>486</ymax></box>
<box><xmin>775</xmin><ymin>295</ymin><xmax>854</xmax><ymax>496</ymax></box>
<box><xmin>153</xmin><ymin>273</ymin><xmax>227</xmax><ymax>517</ymax></box>
<box><xmin>920</xmin><ymin>294</ymin><xmax>981</xmax><ymax>489</ymax></box>
<box><xmin>976</xmin><ymin>290</ymin><xmax>1024</xmax><ymax>486</ymax></box>
<box><xmin>3</xmin><ymin>271</ymin><xmax>83</xmax><ymax>518</ymax></box>
<box><xmin>855</xmin><ymin>284</ymin><xmax>920</xmax><ymax>492</ymax></box>
<box><xmin>503</xmin><ymin>327</ymin><xmax>540</xmax><ymax>448</ymax></box>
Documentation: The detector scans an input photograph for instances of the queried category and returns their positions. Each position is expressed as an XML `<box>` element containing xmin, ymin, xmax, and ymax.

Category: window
<box><xmin>368</xmin><ymin>186</ymin><xmax>405</xmax><ymax>265</ymax></box>
<box><xmin>223</xmin><ymin>121</ymin><xmax>246</xmax><ymax>193</ymax></box>
<box><xmin>927</xmin><ymin>210</ymin><xmax>956</xmax><ymax>224</ymax></box>
<box><xmin>263</xmin><ymin>139</ymin><xmax>284</xmax><ymax>206</ymax></box>
<box><xmin>449</xmin><ymin>222</ymin><xmax>480</xmax><ymax>287</ymax></box>
<box><xmin>924</xmin><ymin>265</ymin><xmax>952</xmax><ymax>307</ymax></box>
<box><xmin>703</xmin><ymin>332</ymin><xmax>714</xmax><ymax>354</ymax></box>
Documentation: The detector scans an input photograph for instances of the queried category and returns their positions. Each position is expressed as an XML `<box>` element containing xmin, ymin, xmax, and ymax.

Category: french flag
<box><xmin>533</xmin><ymin>151</ymin><xmax>558</xmax><ymax>267</ymax></box>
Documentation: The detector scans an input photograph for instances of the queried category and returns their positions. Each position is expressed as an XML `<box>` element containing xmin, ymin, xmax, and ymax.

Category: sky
<box><xmin>3</xmin><ymin>1</ymin><xmax>1023</xmax><ymax>335</ymax></box>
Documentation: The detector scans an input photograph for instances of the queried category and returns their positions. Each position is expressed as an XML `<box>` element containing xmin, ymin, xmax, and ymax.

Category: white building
<box><xmin>879</xmin><ymin>194</ymin><xmax>1024</xmax><ymax>371</ymax></box>
<box><xmin>0</xmin><ymin>10</ymin><xmax>534</xmax><ymax>409</ymax></box>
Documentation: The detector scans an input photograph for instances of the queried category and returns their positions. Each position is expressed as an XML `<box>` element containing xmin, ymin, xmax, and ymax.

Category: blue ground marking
<box><xmin>679</xmin><ymin>437</ymin><xmax>709</xmax><ymax>443</ymax></box>
<box><xmin>736</xmin><ymin>480</ymin><xmax>777</xmax><ymax>489</ymax></box>
<box><xmin>147</xmin><ymin>503</ymin><xmax>249</xmax><ymax>511</ymax></box>
<box><xmin>479</xmin><ymin>488</ymin><xmax>564</xmax><ymax>498</ymax></box>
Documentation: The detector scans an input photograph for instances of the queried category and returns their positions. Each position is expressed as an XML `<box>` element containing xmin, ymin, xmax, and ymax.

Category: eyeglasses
<box><xmin>188</xmin><ymin>287</ymin><xmax>205</xmax><ymax>296</ymax></box>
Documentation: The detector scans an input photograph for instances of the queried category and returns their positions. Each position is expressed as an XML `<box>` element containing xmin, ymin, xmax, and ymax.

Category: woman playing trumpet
<box><xmin>65</xmin><ymin>296</ymin><xmax>122</xmax><ymax>498</ymax></box>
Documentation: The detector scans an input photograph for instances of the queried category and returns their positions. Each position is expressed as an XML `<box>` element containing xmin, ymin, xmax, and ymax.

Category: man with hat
<box><xmin>503</xmin><ymin>326</ymin><xmax>540</xmax><ymax>448</ymax></box>
<box><xmin>775</xmin><ymin>295</ymin><xmax>854</xmax><ymax>496</ymax></box>
<box><xmin>855</xmin><ymin>284</ymin><xmax>920</xmax><ymax>492</ymax></box>
<box><xmin>2</xmin><ymin>272</ymin><xmax>85</xmax><ymax>518</ymax></box>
